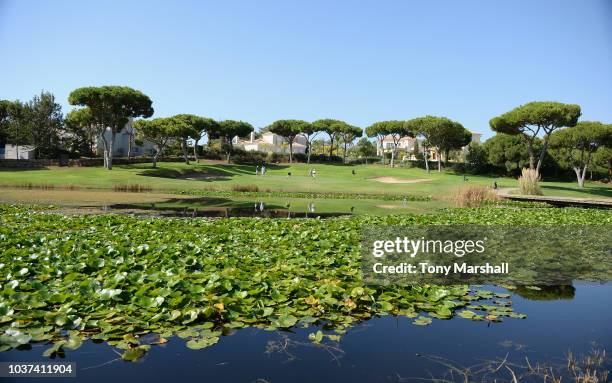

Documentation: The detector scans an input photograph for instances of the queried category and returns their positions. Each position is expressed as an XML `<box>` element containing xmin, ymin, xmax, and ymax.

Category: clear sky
<box><xmin>1</xmin><ymin>0</ymin><xmax>611</xmax><ymax>138</ymax></box>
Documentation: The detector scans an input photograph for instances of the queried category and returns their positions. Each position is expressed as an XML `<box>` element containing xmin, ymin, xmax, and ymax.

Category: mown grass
<box><xmin>0</xmin><ymin>161</ymin><xmax>609</xmax><ymax>200</ymax></box>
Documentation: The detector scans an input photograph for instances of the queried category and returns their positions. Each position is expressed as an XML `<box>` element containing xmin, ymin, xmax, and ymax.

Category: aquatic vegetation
<box><xmin>0</xmin><ymin>205</ymin><xmax>609</xmax><ymax>360</ymax></box>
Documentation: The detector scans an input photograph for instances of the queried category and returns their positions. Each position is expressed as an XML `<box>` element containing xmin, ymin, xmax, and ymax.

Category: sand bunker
<box><xmin>371</xmin><ymin>176</ymin><xmax>430</xmax><ymax>184</ymax></box>
<box><xmin>376</xmin><ymin>204</ymin><xmax>405</xmax><ymax>209</ymax></box>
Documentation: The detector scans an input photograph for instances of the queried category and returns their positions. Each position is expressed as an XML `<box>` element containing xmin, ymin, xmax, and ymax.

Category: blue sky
<box><xmin>1</xmin><ymin>0</ymin><xmax>611</xmax><ymax>138</ymax></box>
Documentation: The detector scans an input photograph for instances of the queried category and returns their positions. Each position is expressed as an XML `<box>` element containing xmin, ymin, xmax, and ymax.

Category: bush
<box><xmin>450</xmin><ymin>185</ymin><xmax>498</xmax><ymax>207</ymax></box>
<box><xmin>518</xmin><ymin>168</ymin><xmax>542</xmax><ymax>195</ymax></box>
<box><xmin>348</xmin><ymin>157</ymin><xmax>381</xmax><ymax>165</ymax></box>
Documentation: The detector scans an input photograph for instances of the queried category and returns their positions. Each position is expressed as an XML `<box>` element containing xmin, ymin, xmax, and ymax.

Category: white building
<box><xmin>234</xmin><ymin>131</ymin><xmax>308</xmax><ymax>154</ymax></box>
<box><xmin>377</xmin><ymin>131</ymin><xmax>482</xmax><ymax>161</ymax></box>
<box><xmin>96</xmin><ymin>119</ymin><xmax>156</xmax><ymax>157</ymax></box>
<box><xmin>0</xmin><ymin>144</ymin><xmax>36</xmax><ymax>159</ymax></box>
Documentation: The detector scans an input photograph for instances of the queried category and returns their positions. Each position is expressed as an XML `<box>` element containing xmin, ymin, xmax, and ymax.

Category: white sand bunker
<box><xmin>371</xmin><ymin>176</ymin><xmax>431</xmax><ymax>184</ymax></box>
<box><xmin>376</xmin><ymin>204</ymin><xmax>408</xmax><ymax>209</ymax></box>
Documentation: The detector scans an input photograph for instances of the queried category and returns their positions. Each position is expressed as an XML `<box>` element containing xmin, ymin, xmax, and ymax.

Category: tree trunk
<box><xmin>107</xmin><ymin>133</ymin><xmax>114</xmax><ymax>170</ymax></box>
<box><xmin>99</xmin><ymin>134</ymin><xmax>108</xmax><ymax>169</ymax></box>
<box><xmin>424</xmin><ymin>148</ymin><xmax>429</xmax><ymax>173</ymax></box>
<box><xmin>574</xmin><ymin>166</ymin><xmax>585</xmax><ymax>188</ymax></box>
<box><xmin>153</xmin><ymin>150</ymin><xmax>160</xmax><ymax>168</ymax></box>
<box><xmin>328</xmin><ymin>137</ymin><xmax>334</xmax><ymax>158</ymax></box>
<box><xmin>307</xmin><ymin>142</ymin><xmax>311</xmax><ymax>164</ymax></box>
<box><xmin>343</xmin><ymin>142</ymin><xmax>348</xmax><ymax>164</ymax></box>
<box><xmin>527</xmin><ymin>141</ymin><xmax>536</xmax><ymax>171</ymax></box>
<box><xmin>390</xmin><ymin>145</ymin><xmax>396</xmax><ymax>167</ymax></box>
<box><xmin>379</xmin><ymin>139</ymin><xmax>385</xmax><ymax>165</ymax></box>
<box><xmin>535</xmin><ymin>139</ymin><xmax>549</xmax><ymax>175</ymax></box>
<box><xmin>127</xmin><ymin>131</ymin><xmax>133</xmax><ymax>160</ymax></box>
<box><xmin>193</xmin><ymin>138</ymin><xmax>199</xmax><ymax>163</ymax></box>
<box><xmin>225</xmin><ymin>138</ymin><xmax>232</xmax><ymax>164</ymax></box>
<box><xmin>181</xmin><ymin>139</ymin><xmax>189</xmax><ymax>164</ymax></box>
<box><xmin>289</xmin><ymin>142</ymin><xmax>293</xmax><ymax>163</ymax></box>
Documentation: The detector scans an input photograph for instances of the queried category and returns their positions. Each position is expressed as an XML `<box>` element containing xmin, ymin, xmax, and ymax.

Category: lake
<box><xmin>3</xmin><ymin>282</ymin><xmax>610</xmax><ymax>383</ymax></box>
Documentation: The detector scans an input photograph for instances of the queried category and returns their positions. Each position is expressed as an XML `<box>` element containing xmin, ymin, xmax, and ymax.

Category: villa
<box><xmin>377</xmin><ymin>131</ymin><xmax>482</xmax><ymax>160</ymax></box>
<box><xmin>234</xmin><ymin>131</ymin><xmax>308</xmax><ymax>154</ymax></box>
<box><xmin>0</xmin><ymin>144</ymin><xmax>36</xmax><ymax>159</ymax></box>
<box><xmin>95</xmin><ymin>118</ymin><xmax>156</xmax><ymax>157</ymax></box>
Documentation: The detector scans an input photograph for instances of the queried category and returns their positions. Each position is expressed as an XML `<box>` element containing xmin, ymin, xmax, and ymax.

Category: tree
<box><xmin>405</xmin><ymin>116</ymin><xmax>468</xmax><ymax>172</ymax></box>
<box><xmin>549</xmin><ymin>121</ymin><xmax>612</xmax><ymax>188</ymax></box>
<box><xmin>134</xmin><ymin>117</ymin><xmax>177</xmax><ymax>168</ymax></box>
<box><xmin>352</xmin><ymin>137</ymin><xmax>377</xmax><ymax>163</ymax></box>
<box><xmin>338</xmin><ymin>124</ymin><xmax>362</xmax><ymax>163</ymax></box>
<box><xmin>68</xmin><ymin>86</ymin><xmax>154</xmax><ymax>170</ymax></box>
<box><xmin>489</xmin><ymin>101</ymin><xmax>581</xmax><ymax>174</ymax></box>
<box><xmin>365</xmin><ymin>121</ymin><xmax>410</xmax><ymax>167</ymax></box>
<box><xmin>213</xmin><ymin>120</ymin><xmax>253</xmax><ymax>163</ymax></box>
<box><xmin>267</xmin><ymin>119</ymin><xmax>310</xmax><ymax>163</ymax></box>
<box><xmin>482</xmin><ymin>133</ymin><xmax>531</xmax><ymax>174</ymax></box>
<box><xmin>170</xmin><ymin>114</ymin><xmax>215</xmax><ymax>164</ymax></box>
<box><xmin>465</xmin><ymin>142</ymin><xmax>488</xmax><ymax>173</ymax></box>
<box><xmin>0</xmin><ymin>100</ymin><xmax>16</xmax><ymax>146</ymax></box>
<box><xmin>0</xmin><ymin>100</ymin><xmax>29</xmax><ymax>154</ymax></box>
<box><xmin>0</xmin><ymin>93</ymin><xmax>63</xmax><ymax>158</ymax></box>
<box><xmin>189</xmin><ymin>117</ymin><xmax>219</xmax><ymax>162</ymax></box>
<box><xmin>300</xmin><ymin>123</ymin><xmax>321</xmax><ymax>164</ymax></box>
<box><xmin>593</xmin><ymin>146</ymin><xmax>612</xmax><ymax>180</ymax></box>
<box><xmin>65</xmin><ymin>108</ymin><xmax>97</xmax><ymax>157</ymax></box>
<box><xmin>442</xmin><ymin>129</ymin><xmax>471</xmax><ymax>165</ymax></box>
<box><xmin>312</xmin><ymin>119</ymin><xmax>346</xmax><ymax>158</ymax></box>
<box><xmin>365</xmin><ymin>122</ymin><xmax>388</xmax><ymax>165</ymax></box>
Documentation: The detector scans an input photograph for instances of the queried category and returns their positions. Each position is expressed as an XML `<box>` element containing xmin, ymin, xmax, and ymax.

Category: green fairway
<box><xmin>1</xmin><ymin>161</ymin><xmax>609</xmax><ymax>199</ymax></box>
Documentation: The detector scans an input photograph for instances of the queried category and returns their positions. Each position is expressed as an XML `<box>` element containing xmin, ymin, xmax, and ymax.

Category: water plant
<box><xmin>0</xmin><ymin>205</ymin><xmax>609</xmax><ymax>360</ymax></box>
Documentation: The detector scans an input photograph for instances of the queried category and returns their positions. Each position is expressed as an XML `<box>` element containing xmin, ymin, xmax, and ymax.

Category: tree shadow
<box><xmin>135</xmin><ymin>167</ymin><xmax>233</xmax><ymax>181</ymax></box>
<box><xmin>0</xmin><ymin>166</ymin><xmax>50</xmax><ymax>171</ymax></box>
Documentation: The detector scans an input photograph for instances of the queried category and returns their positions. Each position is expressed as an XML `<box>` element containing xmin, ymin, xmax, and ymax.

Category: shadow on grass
<box><xmin>541</xmin><ymin>184</ymin><xmax>612</xmax><ymax>198</ymax></box>
<box><xmin>0</xmin><ymin>166</ymin><xmax>50</xmax><ymax>171</ymax></box>
<box><xmin>135</xmin><ymin>167</ymin><xmax>232</xmax><ymax>181</ymax></box>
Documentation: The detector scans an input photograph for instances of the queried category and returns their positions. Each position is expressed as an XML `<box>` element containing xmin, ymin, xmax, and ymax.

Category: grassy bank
<box><xmin>1</xmin><ymin>161</ymin><xmax>610</xmax><ymax>199</ymax></box>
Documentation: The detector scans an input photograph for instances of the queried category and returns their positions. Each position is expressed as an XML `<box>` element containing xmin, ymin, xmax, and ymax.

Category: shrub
<box><xmin>518</xmin><ymin>168</ymin><xmax>542</xmax><ymax>195</ymax></box>
<box><xmin>232</xmin><ymin>184</ymin><xmax>259</xmax><ymax>192</ymax></box>
<box><xmin>450</xmin><ymin>185</ymin><xmax>499</xmax><ymax>207</ymax></box>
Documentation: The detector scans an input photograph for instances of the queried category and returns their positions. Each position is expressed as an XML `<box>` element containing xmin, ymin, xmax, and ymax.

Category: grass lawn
<box><xmin>0</xmin><ymin>162</ymin><xmax>609</xmax><ymax>215</ymax></box>
<box><xmin>1</xmin><ymin>161</ymin><xmax>609</xmax><ymax>198</ymax></box>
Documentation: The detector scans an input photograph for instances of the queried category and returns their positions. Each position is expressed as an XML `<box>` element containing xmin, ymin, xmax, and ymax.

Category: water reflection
<box><xmin>2</xmin><ymin>283</ymin><xmax>610</xmax><ymax>383</ymax></box>
<box><xmin>513</xmin><ymin>285</ymin><xmax>576</xmax><ymax>300</ymax></box>
<box><xmin>109</xmin><ymin>203</ymin><xmax>350</xmax><ymax>218</ymax></box>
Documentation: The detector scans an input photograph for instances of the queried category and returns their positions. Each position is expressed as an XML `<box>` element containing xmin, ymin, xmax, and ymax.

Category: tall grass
<box><xmin>518</xmin><ymin>168</ymin><xmax>542</xmax><ymax>195</ymax></box>
<box><xmin>231</xmin><ymin>184</ymin><xmax>259</xmax><ymax>192</ymax></box>
<box><xmin>5</xmin><ymin>183</ymin><xmax>80</xmax><ymax>191</ymax></box>
<box><xmin>451</xmin><ymin>185</ymin><xmax>498</xmax><ymax>207</ymax></box>
<box><xmin>112</xmin><ymin>184</ymin><xmax>153</xmax><ymax>193</ymax></box>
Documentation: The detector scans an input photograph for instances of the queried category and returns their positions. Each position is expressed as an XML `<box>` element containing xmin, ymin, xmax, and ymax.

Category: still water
<box><xmin>2</xmin><ymin>282</ymin><xmax>611</xmax><ymax>383</ymax></box>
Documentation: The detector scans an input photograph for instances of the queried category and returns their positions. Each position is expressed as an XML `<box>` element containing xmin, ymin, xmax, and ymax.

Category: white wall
<box><xmin>2</xmin><ymin>144</ymin><xmax>35</xmax><ymax>159</ymax></box>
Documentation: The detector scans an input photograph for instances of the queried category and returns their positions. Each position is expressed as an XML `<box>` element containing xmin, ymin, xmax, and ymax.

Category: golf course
<box><xmin>2</xmin><ymin>1</ymin><xmax>612</xmax><ymax>381</ymax></box>
<box><xmin>1</xmin><ymin>161</ymin><xmax>610</xmax><ymax>216</ymax></box>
